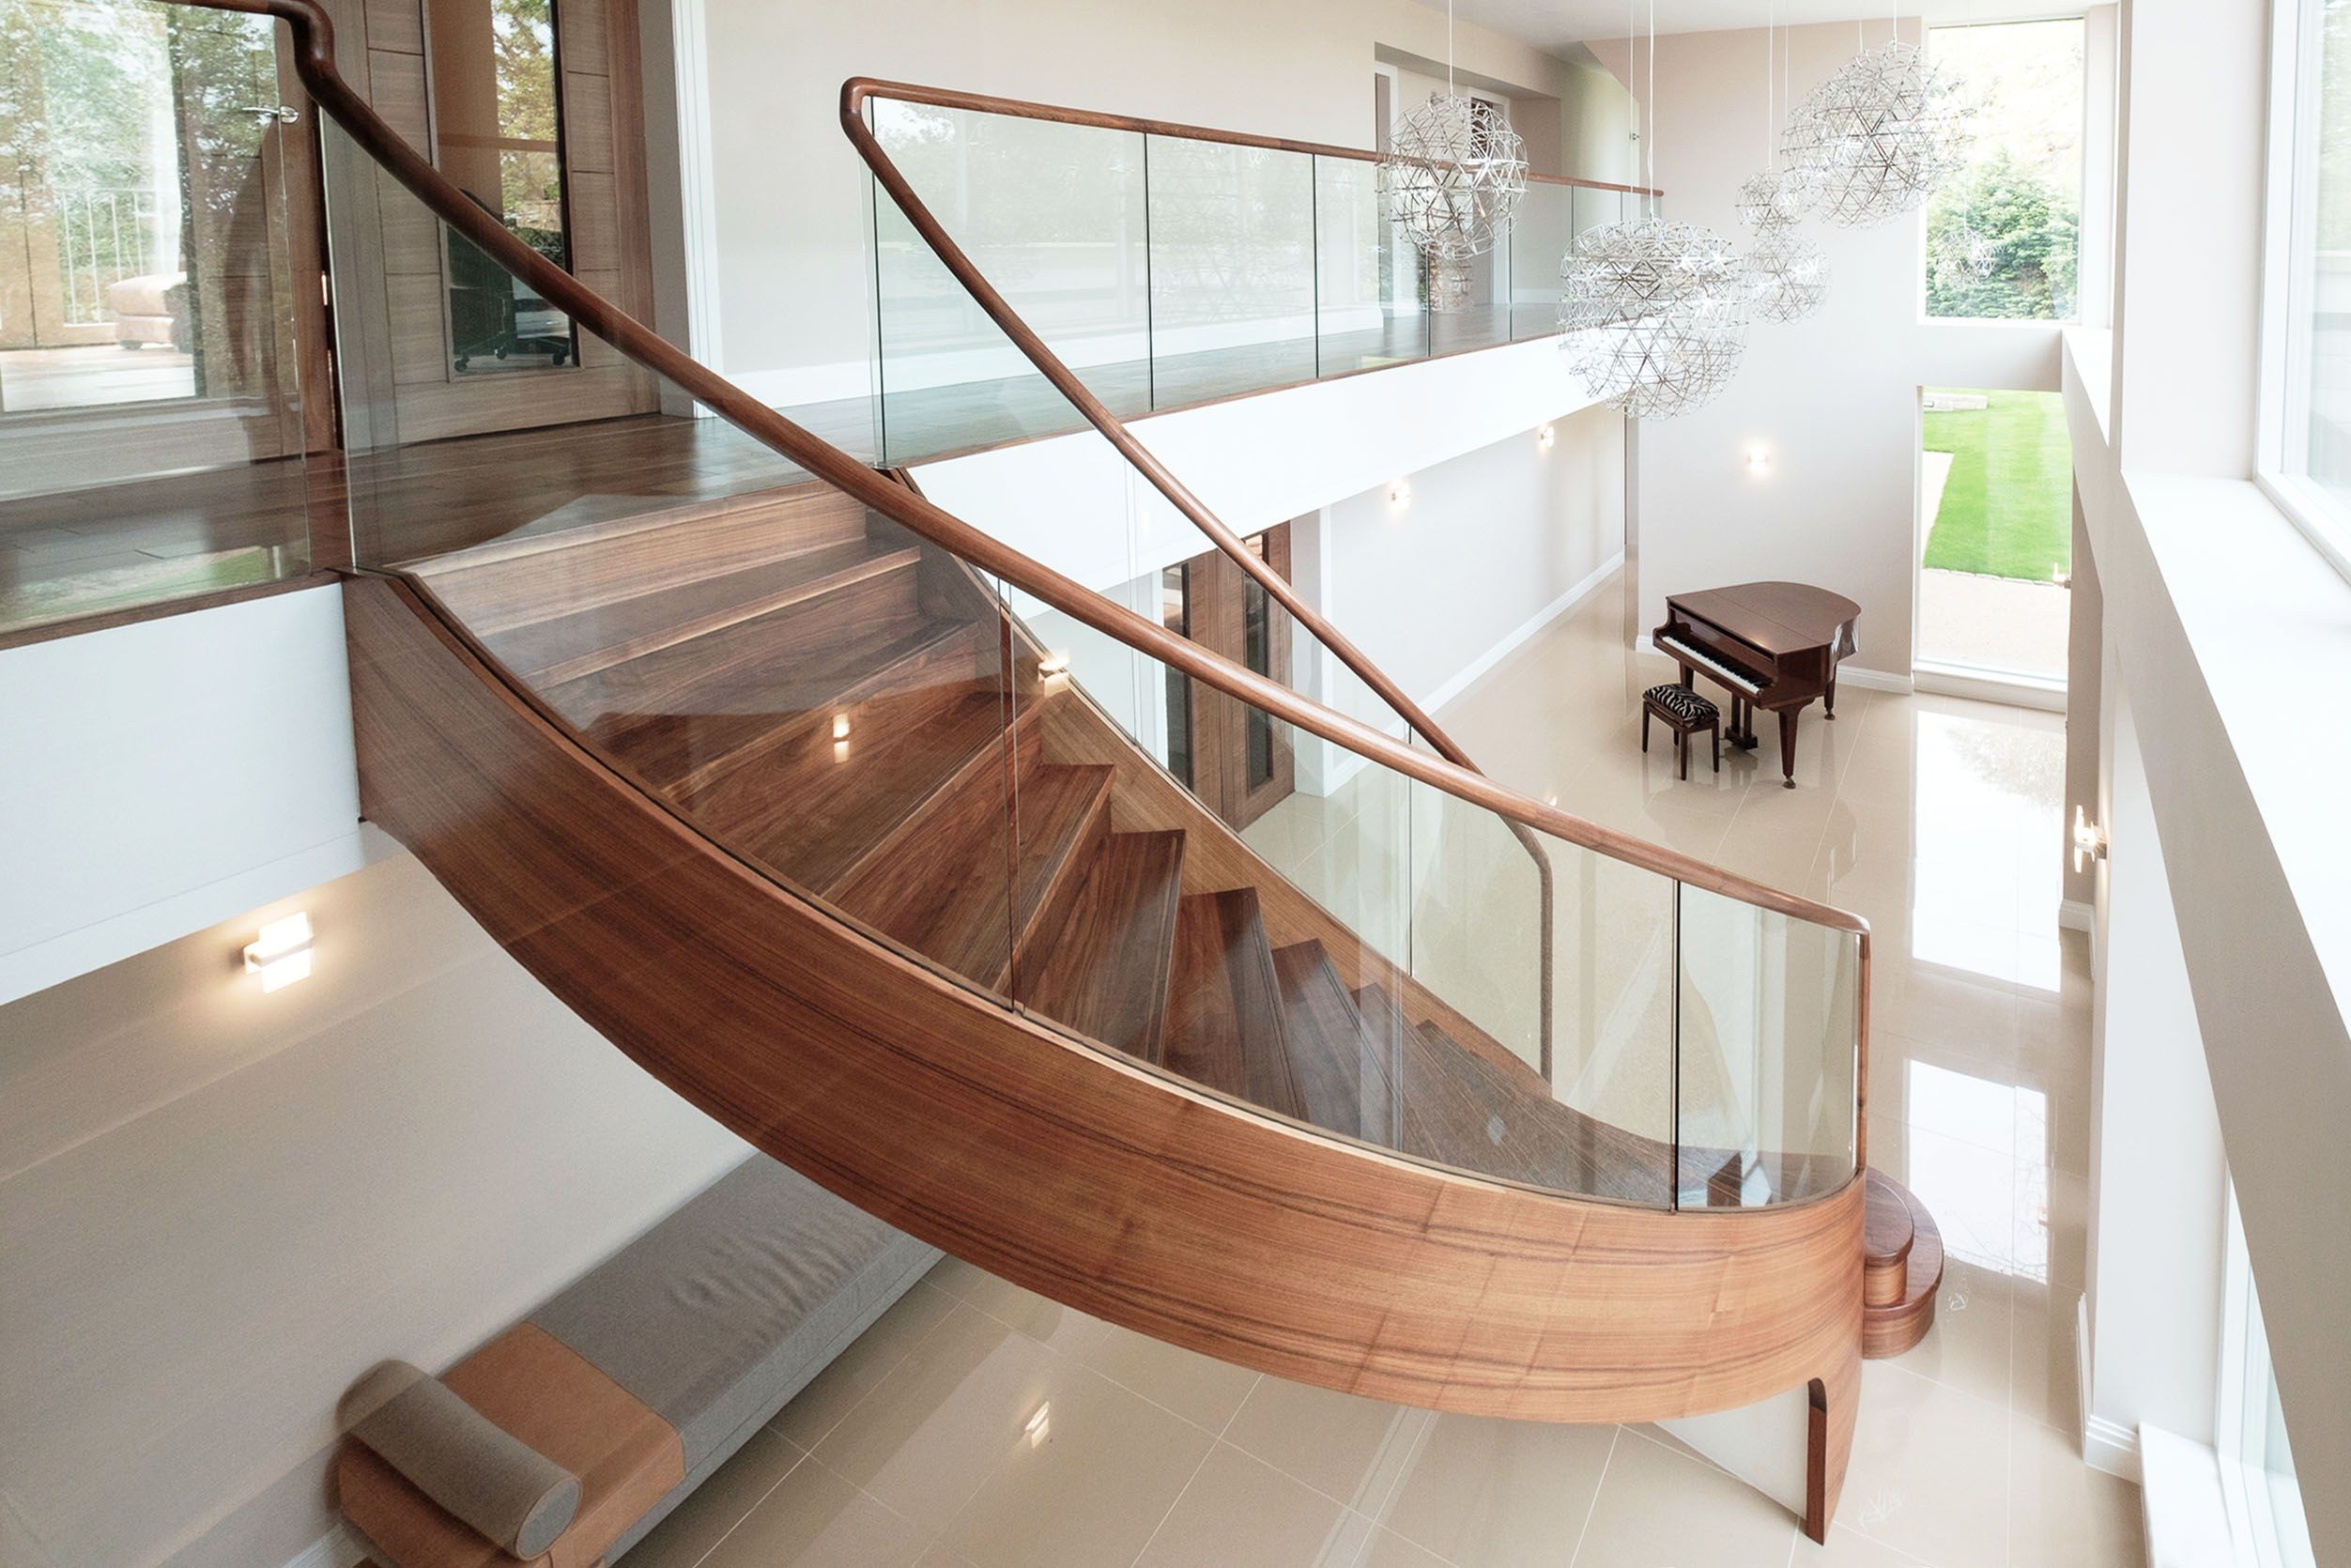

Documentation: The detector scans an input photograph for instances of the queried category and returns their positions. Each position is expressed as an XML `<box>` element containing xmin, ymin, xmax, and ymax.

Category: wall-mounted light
<box><xmin>1537</xmin><ymin>424</ymin><xmax>1556</xmax><ymax>451</ymax></box>
<box><xmin>243</xmin><ymin>912</ymin><xmax>314</xmax><ymax>992</ymax></box>
<box><xmin>1038</xmin><ymin>650</ymin><xmax>1071</xmax><ymax>684</ymax></box>
<box><xmin>1743</xmin><ymin>447</ymin><xmax>1773</xmax><ymax>479</ymax></box>
<box><xmin>2071</xmin><ymin>806</ymin><xmax>2109</xmax><ymax>874</ymax></box>
<box><xmin>831</xmin><ymin>711</ymin><xmax>852</xmax><ymax>763</ymax></box>
<box><xmin>1388</xmin><ymin>477</ymin><xmax>1412</xmax><ymax>507</ymax></box>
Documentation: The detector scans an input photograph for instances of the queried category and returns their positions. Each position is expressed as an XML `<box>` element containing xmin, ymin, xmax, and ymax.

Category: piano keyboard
<box><xmin>1658</xmin><ymin>633</ymin><xmax>1763</xmax><ymax>698</ymax></box>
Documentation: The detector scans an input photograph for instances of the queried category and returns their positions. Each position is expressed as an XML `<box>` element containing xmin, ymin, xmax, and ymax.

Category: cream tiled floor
<box><xmin>620</xmin><ymin>573</ymin><xmax>2139</xmax><ymax>1568</ymax></box>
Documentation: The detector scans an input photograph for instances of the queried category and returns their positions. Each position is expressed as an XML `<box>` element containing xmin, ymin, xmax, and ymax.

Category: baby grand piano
<box><xmin>1652</xmin><ymin>581</ymin><xmax>1860</xmax><ymax>788</ymax></box>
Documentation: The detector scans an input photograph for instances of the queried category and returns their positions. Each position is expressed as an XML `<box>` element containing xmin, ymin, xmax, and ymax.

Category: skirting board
<box><xmin>1913</xmin><ymin>662</ymin><xmax>2067</xmax><ymax>714</ymax></box>
<box><xmin>1314</xmin><ymin>555</ymin><xmax>1625</xmax><ymax>798</ymax></box>
<box><xmin>1629</xmin><ymin>634</ymin><xmax>1913</xmax><ymax>697</ymax></box>
<box><xmin>2078</xmin><ymin>1294</ymin><xmax>2144</xmax><ymax>1482</ymax></box>
<box><xmin>1424</xmin><ymin>552</ymin><xmax>1624</xmax><ymax>715</ymax></box>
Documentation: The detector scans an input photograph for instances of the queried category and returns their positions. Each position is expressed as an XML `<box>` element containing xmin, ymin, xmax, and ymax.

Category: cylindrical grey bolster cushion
<box><xmin>346</xmin><ymin>1361</ymin><xmax>580</xmax><ymax>1559</ymax></box>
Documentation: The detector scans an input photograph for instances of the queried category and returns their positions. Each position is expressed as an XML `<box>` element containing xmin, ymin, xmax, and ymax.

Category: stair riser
<box><xmin>423</xmin><ymin>491</ymin><xmax>871</xmax><ymax>635</ymax></box>
<box><xmin>516</xmin><ymin>549</ymin><xmax>922</xmax><ymax>688</ymax></box>
<box><xmin>671</xmin><ymin>623</ymin><xmax>995</xmax><ymax>801</ymax></box>
<box><xmin>547</xmin><ymin>564</ymin><xmax>924</xmax><ymax>730</ymax></box>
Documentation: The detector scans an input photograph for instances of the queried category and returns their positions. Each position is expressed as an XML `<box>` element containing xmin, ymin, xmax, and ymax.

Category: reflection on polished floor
<box><xmin>615</xmin><ymin>572</ymin><xmax>2137</xmax><ymax>1568</ymax></box>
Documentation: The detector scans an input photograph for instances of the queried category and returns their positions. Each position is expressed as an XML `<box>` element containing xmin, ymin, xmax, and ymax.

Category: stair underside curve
<box><xmin>345</xmin><ymin>573</ymin><xmax>1866</xmax><ymax>1534</ymax></box>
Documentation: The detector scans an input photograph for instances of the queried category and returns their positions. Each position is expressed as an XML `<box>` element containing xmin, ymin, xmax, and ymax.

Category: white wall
<box><xmin>914</xmin><ymin>332</ymin><xmax>1613</xmax><ymax>607</ymax></box>
<box><xmin>1316</xmin><ymin>404</ymin><xmax>1621</xmax><ymax>715</ymax></box>
<box><xmin>0</xmin><ymin>853</ymin><xmax>748</xmax><ymax>1568</ymax></box>
<box><xmin>0</xmin><ymin>587</ymin><xmax>372</xmax><ymax>1006</ymax></box>
<box><xmin>678</xmin><ymin>0</ymin><xmax>1626</xmax><ymax>391</ymax></box>
<box><xmin>912</xmin><ymin>336</ymin><xmax>1623</xmax><ymax>788</ymax></box>
<box><xmin>2079</xmin><ymin>660</ymin><xmax>2226</xmax><ymax>1477</ymax></box>
<box><xmin>1591</xmin><ymin>23</ymin><xmax>2063</xmax><ymax>681</ymax></box>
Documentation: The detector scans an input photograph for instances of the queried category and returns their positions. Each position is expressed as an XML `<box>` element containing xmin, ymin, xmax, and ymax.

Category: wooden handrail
<box><xmin>180</xmin><ymin>0</ymin><xmax>1866</xmax><ymax>1158</ymax></box>
<box><xmin>837</xmin><ymin>76</ymin><xmax>1663</xmax><ymax>197</ymax></box>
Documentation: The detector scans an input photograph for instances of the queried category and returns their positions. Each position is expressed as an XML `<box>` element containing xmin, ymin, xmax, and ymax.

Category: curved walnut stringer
<box><xmin>346</xmin><ymin>574</ymin><xmax>1866</xmax><ymax>1536</ymax></box>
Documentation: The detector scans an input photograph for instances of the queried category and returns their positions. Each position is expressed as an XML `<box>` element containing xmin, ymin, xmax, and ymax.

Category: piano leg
<box><xmin>1778</xmin><ymin>709</ymin><xmax>1800</xmax><ymax>789</ymax></box>
<box><xmin>1729</xmin><ymin>695</ymin><xmax>1759</xmax><ymax>750</ymax></box>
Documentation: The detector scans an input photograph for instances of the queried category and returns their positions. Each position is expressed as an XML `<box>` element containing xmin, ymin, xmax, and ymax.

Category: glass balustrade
<box><xmin>859</xmin><ymin>86</ymin><xmax>1653</xmax><ymax>466</ymax></box>
<box><xmin>0</xmin><ymin>0</ymin><xmax>314</xmax><ymax>635</ymax></box>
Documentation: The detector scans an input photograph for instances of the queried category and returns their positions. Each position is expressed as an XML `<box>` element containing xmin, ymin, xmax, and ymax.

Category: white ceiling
<box><xmin>1428</xmin><ymin>0</ymin><xmax>2081</xmax><ymax>52</ymax></box>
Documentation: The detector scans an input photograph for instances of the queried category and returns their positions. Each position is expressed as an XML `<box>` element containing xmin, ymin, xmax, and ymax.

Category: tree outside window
<box><xmin>1924</xmin><ymin>19</ymin><xmax>2084</xmax><ymax>323</ymax></box>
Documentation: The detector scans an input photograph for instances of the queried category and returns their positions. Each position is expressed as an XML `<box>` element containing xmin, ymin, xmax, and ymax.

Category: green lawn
<box><xmin>1922</xmin><ymin>389</ymin><xmax>2073</xmax><ymax>581</ymax></box>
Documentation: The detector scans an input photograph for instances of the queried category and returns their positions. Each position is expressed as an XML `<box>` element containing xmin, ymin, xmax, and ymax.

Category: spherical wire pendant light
<box><xmin>1745</xmin><ymin>227</ymin><xmax>1830</xmax><ymax>322</ymax></box>
<box><xmin>1380</xmin><ymin>0</ymin><xmax>1529</xmax><ymax>261</ymax></box>
<box><xmin>1556</xmin><ymin>0</ymin><xmax>1751</xmax><ymax>420</ymax></box>
<box><xmin>1780</xmin><ymin>33</ymin><xmax>1972</xmax><ymax>230</ymax></box>
<box><xmin>1739</xmin><ymin>0</ymin><xmax>1828</xmax><ymax>324</ymax></box>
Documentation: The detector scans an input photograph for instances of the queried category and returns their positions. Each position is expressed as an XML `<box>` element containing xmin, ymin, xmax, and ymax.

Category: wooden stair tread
<box><xmin>1269</xmin><ymin>942</ymin><xmax>1389</xmax><ymax>1143</ymax></box>
<box><xmin>1164</xmin><ymin>889</ymin><xmax>1300</xmax><ymax>1122</ymax></box>
<box><xmin>1011</xmin><ymin>767</ymin><xmax>1117</xmax><ymax>966</ymax></box>
<box><xmin>1352</xmin><ymin>983</ymin><xmax>1504</xmax><ymax>1177</ymax></box>
<box><xmin>830</xmin><ymin>745</ymin><xmax>1111</xmax><ymax>986</ymax></box>
<box><xmin>1862</xmin><ymin>1169</ymin><xmax>1944</xmax><ymax>1358</ymax></box>
<box><xmin>1863</xmin><ymin>1168</ymin><xmax>1917</xmax><ymax>1270</ymax></box>
<box><xmin>625</xmin><ymin>618</ymin><xmax>992</xmax><ymax>795</ymax></box>
<box><xmin>685</xmin><ymin>684</ymin><xmax>1008</xmax><ymax>892</ymax></box>
<box><xmin>418</xmin><ymin>484</ymin><xmax>873</xmax><ymax>632</ymax></box>
<box><xmin>1022</xmin><ymin>831</ymin><xmax>1188</xmax><ymax>1061</ymax></box>
<box><xmin>544</xmin><ymin>561</ymin><xmax>926</xmax><ymax>736</ymax></box>
<box><xmin>568</xmin><ymin>609</ymin><xmax>965</xmax><ymax>765</ymax></box>
<box><xmin>484</xmin><ymin>540</ymin><xmax>919</xmax><ymax>685</ymax></box>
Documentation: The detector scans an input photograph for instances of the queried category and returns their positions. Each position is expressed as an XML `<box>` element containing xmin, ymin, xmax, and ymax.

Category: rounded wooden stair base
<box><xmin>1861</xmin><ymin>1168</ymin><xmax>1944</xmax><ymax>1360</ymax></box>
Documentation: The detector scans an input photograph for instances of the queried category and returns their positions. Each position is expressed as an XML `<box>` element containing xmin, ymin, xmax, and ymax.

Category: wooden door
<box><xmin>324</xmin><ymin>0</ymin><xmax>656</xmax><ymax>450</ymax></box>
<box><xmin>1165</xmin><ymin>524</ymin><xmax>1295</xmax><ymax>831</ymax></box>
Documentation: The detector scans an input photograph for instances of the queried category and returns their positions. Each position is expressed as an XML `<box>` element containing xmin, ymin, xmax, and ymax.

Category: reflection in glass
<box><xmin>426</xmin><ymin>0</ymin><xmax>575</xmax><ymax>372</ymax></box>
<box><xmin>868</xmin><ymin>100</ymin><xmax>1148</xmax><ymax>460</ymax></box>
<box><xmin>0</xmin><ymin>0</ymin><xmax>311</xmax><ymax>631</ymax></box>
<box><xmin>1146</xmin><ymin>136</ymin><xmax>1315</xmax><ymax>405</ymax></box>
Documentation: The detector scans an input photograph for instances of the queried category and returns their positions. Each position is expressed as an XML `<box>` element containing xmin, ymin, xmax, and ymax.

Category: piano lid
<box><xmin>1664</xmin><ymin>581</ymin><xmax>1861</xmax><ymax>658</ymax></box>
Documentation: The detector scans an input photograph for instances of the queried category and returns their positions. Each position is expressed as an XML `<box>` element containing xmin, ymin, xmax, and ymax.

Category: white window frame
<box><xmin>2255</xmin><ymin>0</ymin><xmax>2351</xmax><ymax>587</ymax></box>
<box><xmin>2215</xmin><ymin>1179</ymin><xmax>2316</xmax><ymax>1568</ymax></box>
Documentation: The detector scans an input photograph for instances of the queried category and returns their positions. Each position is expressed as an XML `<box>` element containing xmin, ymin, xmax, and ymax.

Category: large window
<box><xmin>1923</xmin><ymin>19</ymin><xmax>2084</xmax><ymax>322</ymax></box>
<box><xmin>2266</xmin><ymin>0</ymin><xmax>2351</xmax><ymax>575</ymax></box>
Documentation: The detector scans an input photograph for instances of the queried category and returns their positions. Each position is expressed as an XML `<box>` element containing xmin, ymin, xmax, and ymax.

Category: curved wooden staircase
<box><xmin>174</xmin><ymin>0</ymin><xmax>1944</xmax><ymax>1544</ymax></box>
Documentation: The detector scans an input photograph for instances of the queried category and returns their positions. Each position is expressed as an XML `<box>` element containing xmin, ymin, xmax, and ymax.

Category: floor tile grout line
<box><xmin>1122</xmin><ymin>1375</ymin><xmax>1304</xmax><ymax>1564</ymax></box>
<box><xmin>670</xmin><ymin>1440</ymin><xmax>813</xmax><ymax>1568</ymax></box>
<box><xmin>947</xmin><ymin>1280</ymin><xmax>1258</xmax><ymax>1440</ymax></box>
<box><xmin>1560</xmin><ymin>1423</ymin><xmax>1620</xmax><ymax>1568</ymax></box>
<box><xmin>1121</xmin><ymin>1434</ymin><xmax>1223</xmax><ymax>1568</ymax></box>
<box><xmin>768</xmin><ymin>1275</ymin><xmax>959</xmax><ymax>1455</ymax></box>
